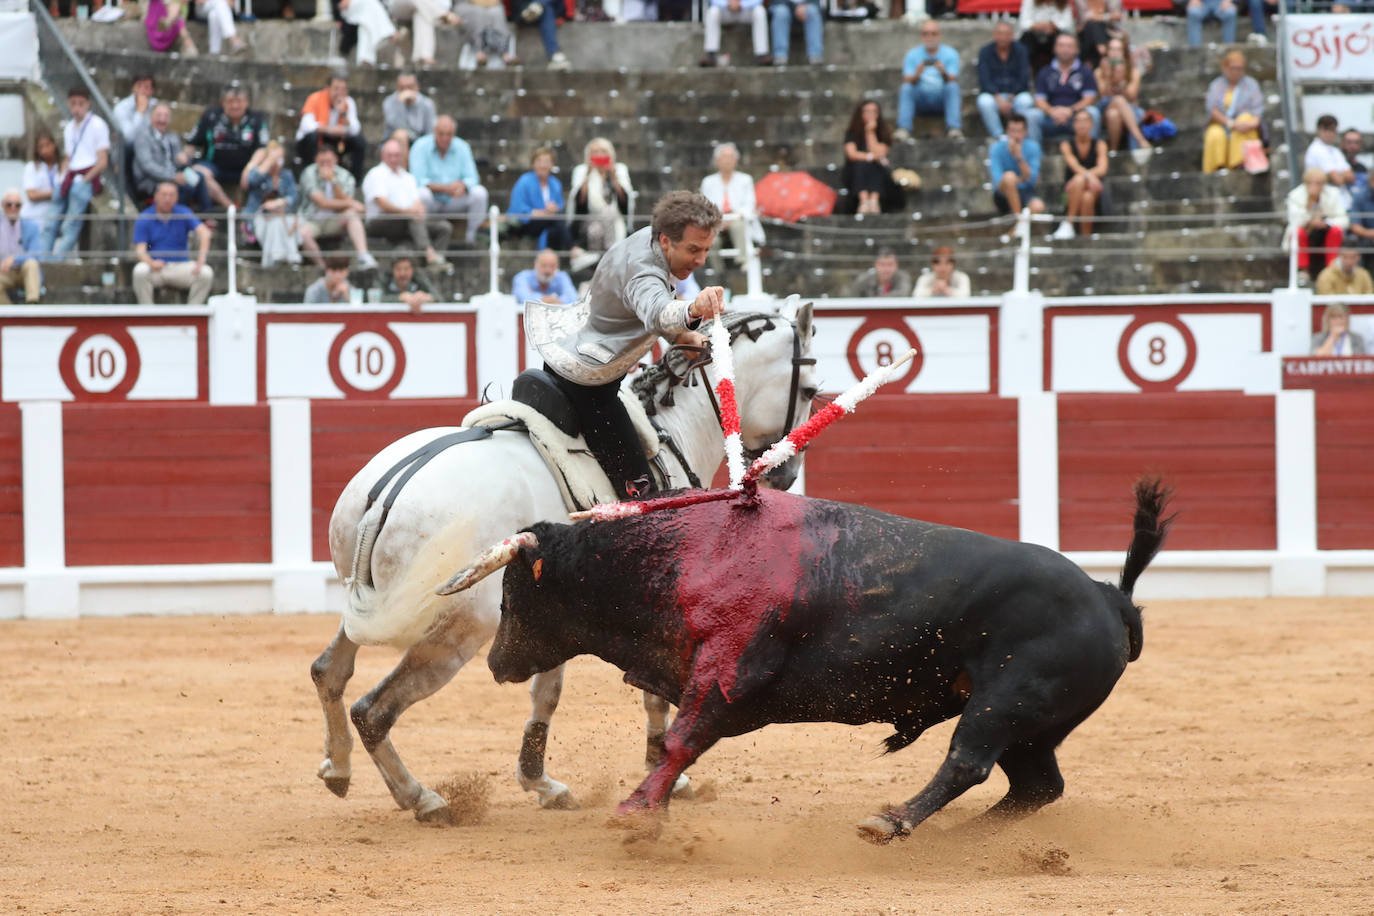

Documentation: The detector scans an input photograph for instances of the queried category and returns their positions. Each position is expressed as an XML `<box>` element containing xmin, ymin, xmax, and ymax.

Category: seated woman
<box><xmin>566</xmin><ymin>137</ymin><xmax>632</xmax><ymax>264</ymax></box>
<box><xmin>337</xmin><ymin>0</ymin><xmax>397</xmax><ymax>66</ymax></box>
<box><xmin>144</xmin><ymin>0</ymin><xmax>198</xmax><ymax>56</ymax></box>
<box><xmin>242</xmin><ymin>141</ymin><xmax>303</xmax><ymax>267</ymax></box>
<box><xmin>1096</xmin><ymin>35</ymin><xmax>1151</xmax><ymax>163</ymax></box>
<box><xmin>1311</xmin><ymin>303</ymin><xmax>1365</xmax><ymax>356</ymax></box>
<box><xmin>1020</xmin><ymin>0</ymin><xmax>1076</xmax><ymax>74</ymax></box>
<box><xmin>1285</xmin><ymin>166</ymin><xmax>1348</xmax><ymax>283</ymax></box>
<box><xmin>507</xmin><ymin>147</ymin><xmax>575</xmax><ymax>251</ymax></box>
<box><xmin>1202</xmin><ymin>50</ymin><xmax>1264</xmax><ymax>175</ymax></box>
<box><xmin>1056</xmin><ymin>108</ymin><xmax>1109</xmax><ymax>239</ymax></box>
<box><xmin>452</xmin><ymin>0</ymin><xmax>517</xmax><ymax>67</ymax></box>
<box><xmin>842</xmin><ymin>99</ymin><xmax>896</xmax><ymax>216</ymax></box>
<box><xmin>699</xmin><ymin>142</ymin><xmax>765</xmax><ymax>266</ymax></box>
<box><xmin>1074</xmin><ymin>0</ymin><xmax>1121</xmax><ymax>69</ymax></box>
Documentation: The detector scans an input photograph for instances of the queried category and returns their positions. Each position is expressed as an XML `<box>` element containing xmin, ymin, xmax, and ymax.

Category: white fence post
<box><xmin>207</xmin><ymin>293</ymin><xmax>259</xmax><ymax>405</ymax></box>
<box><xmin>226</xmin><ymin>205</ymin><xmax>238</xmax><ymax>298</ymax></box>
<box><xmin>270</xmin><ymin>397</ymin><xmax>326</xmax><ymax>612</ymax></box>
<box><xmin>1272</xmin><ymin>389</ymin><xmax>1324</xmax><ymax>596</ymax></box>
<box><xmin>998</xmin><ymin>289</ymin><xmax>1045</xmax><ymax>397</ymax></box>
<box><xmin>20</xmin><ymin>400</ymin><xmax>78</xmax><ymax>619</ymax></box>
<box><xmin>1017</xmin><ymin>391</ymin><xmax>1059</xmax><ymax>551</ymax></box>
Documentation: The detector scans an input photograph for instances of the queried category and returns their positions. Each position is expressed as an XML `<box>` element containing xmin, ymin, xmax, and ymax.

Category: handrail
<box><xmin>1276</xmin><ymin>0</ymin><xmax>1303</xmax><ymax>188</ymax></box>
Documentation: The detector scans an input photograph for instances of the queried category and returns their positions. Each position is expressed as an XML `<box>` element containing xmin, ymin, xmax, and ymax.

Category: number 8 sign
<box><xmin>1116</xmin><ymin>315</ymin><xmax>1197</xmax><ymax>392</ymax></box>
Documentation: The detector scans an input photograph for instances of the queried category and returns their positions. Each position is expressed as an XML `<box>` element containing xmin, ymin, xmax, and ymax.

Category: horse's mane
<box><xmin>631</xmin><ymin>311</ymin><xmax>782</xmax><ymax>416</ymax></box>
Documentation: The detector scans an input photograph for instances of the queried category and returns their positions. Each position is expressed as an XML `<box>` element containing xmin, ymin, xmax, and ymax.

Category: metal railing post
<box><xmin>488</xmin><ymin>204</ymin><xmax>500</xmax><ymax>297</ymax></box>
<box><xmin>1276</xmin><ymin>0</ymin><xmax>1302</xmax><ymax>186</ymax></box>
<box><xmin>1288</xmin><ymin>234</ymin><xmax>1299</xmax><ymax>289</ymax></box>
<box><xmin>226</xmin><ymin>205</ymin><xmax>238</xmax><ymax>296</ymax></box>
<box><xmin>1013</xmin><ymin>208</ymin><xmax>1031</xmax><ymax>295</ymax></box>
<box><xmin>742</xmin><ymin>220</ymin><xmax>762</xmax><ymax>299</ymax></box>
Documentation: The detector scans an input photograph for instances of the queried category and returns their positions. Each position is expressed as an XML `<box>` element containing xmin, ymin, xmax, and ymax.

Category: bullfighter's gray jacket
<box><xmin>528</xmin><ymin>226</ymin><xmax>695</xmax><ymax>385</ymax></box>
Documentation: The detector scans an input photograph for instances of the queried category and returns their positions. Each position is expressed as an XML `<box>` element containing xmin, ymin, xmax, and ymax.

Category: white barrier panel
<box><xmin>1285</xmin><ymin>14</ymin><xmax>1374</xmax><ymax>83</ymax></box>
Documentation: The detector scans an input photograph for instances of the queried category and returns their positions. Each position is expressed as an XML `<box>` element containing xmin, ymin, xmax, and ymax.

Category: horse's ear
<box><xmin>777</xmin><ymin>293</ymin><xmax>800</xmax><ymax>320</ymax></box>
<box><xmin>796</xmin><ymin>301</ymin><xmax>814</xmax><ymax>343</ymax></box>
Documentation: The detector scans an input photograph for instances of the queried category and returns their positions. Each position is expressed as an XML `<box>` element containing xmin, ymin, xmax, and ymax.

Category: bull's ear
<box><xmin>796</xmin><ymin>301</ymin><xmax>814</xmax><ymax>344</ymax></box>
<box><xmin>516</xmin><ymin>543</ymin><xmax>544</xmax><ymax>582</ymax></box>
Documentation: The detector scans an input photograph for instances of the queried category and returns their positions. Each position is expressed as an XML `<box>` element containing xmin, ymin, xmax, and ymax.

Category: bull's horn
<box><xmin>435</xmin><ymin>531</ymin><xmax>540</xmax><ymax>596</ymax></box>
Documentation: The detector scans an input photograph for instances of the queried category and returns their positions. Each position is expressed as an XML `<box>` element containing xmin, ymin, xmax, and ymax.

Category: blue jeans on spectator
<box><xmin>1028</xmin><ymin>105</ymin><xmax>1099</xmax><ymax>143</ymax></box>
<box><xmin>21</xmin><ymin>218</ymin><xmax>47</xmax><ymax>256</ymax></box>
<box><xmin>519</xmin><ymin>0</ymin><xmax>560</xmax><ymax>58</ymax></box>
<box><xmin>1248</xmin><ymin>0</ymin><xmax>1269</xmax><ymax>36</ymax></box>
<box><xmin>976</xmin><ymin>91</ymin><xmax>1036</xmax><ymax>139</ymax></box>
<box><xmin>898</xmin><ymin>81</ymin><xmax>962</xmax><ymax>132</ymax></box>
<box><xmin>43</xmin><ymin>175</ymin><xmax>96</xmax><ymax>256</ymax></box>
<box><xmin>769</xmin><ymin>1</ymin><xmax>823</xmax><ymax>63</ymax></box>
<box><xmin>1187</xmin><ymin>0</ymin><xmax>1237</xmax><ymax>46</ymax></box>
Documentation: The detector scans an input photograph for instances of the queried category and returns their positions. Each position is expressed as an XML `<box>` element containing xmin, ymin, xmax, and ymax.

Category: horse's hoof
<box><xmin>856</xmin><ymin>813</ymin><xmax>909</xmax><ymax>845</ymax></box>
<box><xmin>415</xmin><ymin>803</ymin><xmax>456</xmax><ymax>826</ymax></box>
<box><xmin>317</xmin><ymin>760</ymin><xmax>350</xmax><ymax>798</ymax></box>
<box><xmin>541</xmin><ymin>789</ymin><xmax>580</xmax><ymax>811</ymax></box>
<box><xmin>323</xmin><ymin>777</ymin><xmax>350</xmax><ymax>798</ymax></box>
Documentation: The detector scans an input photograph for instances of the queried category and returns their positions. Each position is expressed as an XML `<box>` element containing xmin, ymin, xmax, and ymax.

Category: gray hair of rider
<box><xmin>651</xmin><ymin>191</ymin><xmax>723</xmax><ymax>244</ymax></box>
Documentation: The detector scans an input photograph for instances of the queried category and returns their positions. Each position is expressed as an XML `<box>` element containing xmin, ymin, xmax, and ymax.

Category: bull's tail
<box><xmin>1113</xmin><ymin>477</ymin><xmax>1175</xmax><ymax>663</ymax></box>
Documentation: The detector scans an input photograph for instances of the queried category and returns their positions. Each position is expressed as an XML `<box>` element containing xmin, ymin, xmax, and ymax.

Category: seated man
<box><xmin>1186</xmin><ymin>0</ymin><xmax>1237</xmax><ymax>47</ymax></box>
<box><xmin>382</xmin><ymin>72</ymin><xmax>436</xmax><ymax>145</ymax></box>
<box><xmin>1315</xmin><ymin>241</ymin><xmax>1373</xmax><ymax>297</ymax></box>
<box><xmin>112</xmin><ymin>74</ymin><xmax>157</xmax><ymax>143</ymax></box>
<box><xmin>132</xmin><ymin>181</ymin><xmax>214</xmax><ymax>305</ymax></box>
<box><xmin>976</xmin><ymin>21</ymin><xmax>1036</xmax><ymax>140</ymax></box>
<box><xmin>847</xmin><ymin>248</ymin><xmax>912</xmax><ymax>298</ymax></box>
<box><xmin>1029</xmin><ymin>33</ymin><xmax>1099</xmax><ymax>145</ymax></box>
<box><xmin>700</xmin><ymin>0</ymin><xmax>770</xmax><ymax>68</ymax></box>
<box><xmin>46</xmin><ymin>87</ymin><xmax>110</xmax><ymax>256</ymax></box>
<box><xmin>512</xmin><ymin>248</ymin><xmax>578</xmax><ymax>304</ymax></box>
<box><xmin>183</xmin><ymin>86</ymin><xmax>266</xmax><ymax>209</ymax></box>
<box><xmin>297</xmin><ymin>146</ymin><xmax>378</xmax><ymax>271</ymax></box>
<box><xmin>0</xmin><ymin>189</ymin><xmax>40</xmax><ymax>304</ymax></box>
<box><xmin>362</xmin><ymin>139</ymin><xmax>452</xmax><ymax>269</ymax></box>
<box><xmin>296</xmin><ymin>75</ymin><xmax>367</xmax><ymax>182</ymax></box>
<box><xmin>304</xmin><ymin>256</ymin><xmax>354</xmax><ymax>305</ymax></box>
<box><xmin>409</xmin><ymin>116</ymin><xmax>490</xmax><ymax>247</ymax></box>
<box><xmin>507</xmin><ymin>147</ymin><xmax>575</xmax><ymax>251</ymax></box>
<box><xmin>895</xmin><ymin>21</ymin><xmax>963</xmax><ymax>142</ymax></box>
<box><xmin>1305</xmin><ymin>115</ymin><xmax>1356</xmax><ymax>208</ymax></box>
<box><xmin>132</xmin><ymin>104</ymin><xmax>218</xmax><ymax>211</ymax></box>
<box><xmin>768</xmin><ymin>0</ymin><xmax>824</xmax><ymax>66</ymax></box>
<box><xmin>989</xmin><ymin>113</ymin><xmax>1046</xmax><ymax>217</ymax></box>
<box><xmin>385</xmin><ymin>255</ymin><xmax>437</xmax><ymax>313</ymax></box>
<box><xmin>914</xmin><ymin>245</ymin><xmax>971</xmax><ymax>298</ymax></box>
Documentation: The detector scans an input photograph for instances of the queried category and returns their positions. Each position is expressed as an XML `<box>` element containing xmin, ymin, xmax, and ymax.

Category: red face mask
<box><xmin>589</xmin><ymin>154</ymin><xmax>612</xmax><ymax>169</ymax></box>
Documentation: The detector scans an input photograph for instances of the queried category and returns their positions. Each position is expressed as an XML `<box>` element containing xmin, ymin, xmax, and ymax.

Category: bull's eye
<box><xmin>532</xmin><ymin>558</ymin><xmax>544</xmax><ymax>581</ymax></box>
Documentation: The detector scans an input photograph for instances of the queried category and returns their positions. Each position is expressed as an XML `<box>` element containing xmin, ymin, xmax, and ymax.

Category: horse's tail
<box><xmin>1113</xmin><ymin>477</ymin><xmax>1175</xmax><ymax>663</ymax></box>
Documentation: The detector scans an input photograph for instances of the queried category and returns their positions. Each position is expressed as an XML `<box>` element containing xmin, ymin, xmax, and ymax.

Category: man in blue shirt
<box><xmin>512</xmin><ymin>248</ymin><xmax>578</xmax><ymax>305</ymax></box>
<box><xmin>1030</xmin><ymin>33</ymin><xmax>1100</xmax><ymax>145</ymax></box>
<box><xmin>896</xmin><ymin>21</ymin><xmax>963</xmax><ymax>142</ymax></box>
<box><xmin>976</xmin><ymin>21</ymin><xmax>1036</xmax><ymax>141</ymax></box>
<box><xmin>507</xmin><ymin>147</ymin><xmax>574</xmax><ymax>251</ymax></box>
<box><xmin>131</xmin><ymin>181</ymin><xmax>213</xmax><ymax>304</ymax></box>
<box><xmin>988</xmin><ymin>114</ymin><xmax>1045</xmax><ymax>218</ymax></box>
<box><xmin>409</xmin><ymin>115</ymin><xmax>490</xmax><ymax>246</ymax></box>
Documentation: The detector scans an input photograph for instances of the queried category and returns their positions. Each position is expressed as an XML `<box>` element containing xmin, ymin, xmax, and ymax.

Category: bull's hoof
<box><xmin>669</xmin><ymin>773</ymin><xmax>695</xmax><ymax>801</ymax></box>
<box><xmin>857</xmin><ymin>812</ymin><xmax>910</xmax><ymax>845</ymax></box>
<box><xmin>541</xmin><ymin>788</ymin><xmax>580</xmax><ymax>811</ymax></box>
<box><xmin>607</xmin><ymin>807</ymin><xmax>665</xmax><ymax>842</ymax></box>
<box><xmin>323</xmin><ymin>777</ymin><xmax>350</xmax><ymax>798</ymax></box>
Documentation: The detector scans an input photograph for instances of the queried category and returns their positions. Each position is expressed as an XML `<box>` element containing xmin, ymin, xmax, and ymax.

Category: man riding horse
<box><xmin>528</xmin><ymin>190</ymin><xmax>727</xmax><ymax>499</ymax></box>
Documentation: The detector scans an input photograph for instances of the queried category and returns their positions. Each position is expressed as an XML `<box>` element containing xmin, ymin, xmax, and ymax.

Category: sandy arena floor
<box><xmin>2</xmin><ymin>597</ymin><xmax>1372</xmax><ymax>915</ymax></box>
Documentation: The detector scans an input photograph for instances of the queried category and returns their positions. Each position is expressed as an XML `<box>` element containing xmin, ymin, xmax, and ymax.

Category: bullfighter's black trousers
<box><xmin>545</xmin><ymin>364</ymin><xmax>654</xmax><ymax>501</ymax></box>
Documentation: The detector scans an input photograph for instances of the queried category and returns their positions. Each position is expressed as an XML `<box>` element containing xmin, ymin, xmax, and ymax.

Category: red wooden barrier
<box><xmin>311</xmin><ymin>399</ymin><xmax>479</xmax><ymax>562</ymax></box>
<box><xmin>1058</xmin><ymin>393</ymin><xmax>1277</xmax><ymax>550</ymax></box>
<box><xmin>1315</xmin><ymin>392</ymin><xmax>1374</xmax><ymax>550</ymax></box>
<box><xmin>63</xmin><ymin>404</ymin><xmax>272</xmax><ymax>565</ymax></box>
<box><xmin>804</xmin><ymin>394</ymin><xmax>1020</xmax><ymax>538</ymax></box>
<box><xmin>0</xmin><ymin>405</ymin><xmax>21</xmax><ymax>567</ymax></box>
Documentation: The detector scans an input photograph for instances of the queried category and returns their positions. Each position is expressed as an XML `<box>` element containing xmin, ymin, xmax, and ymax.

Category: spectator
<box><xmin>512</xmin><ymin>248</ymin><xmax>578</xmax><ymax>304</ymax></box>
<box><xmin>185</xmin><ymin>86</ymin><xmax>267</xmax><ymax>208</ymax></box>
<box><xmin>567</xmin><ymin>137</ymin><xmax>632</xmax><ymax>257</ymax></box>
<box><xmin>1201</xmin><ymin>51</ymin><xmax>1263</xmax><ymax>174</ymax></box>
<box><xmin>132</xmin><ymin>181</ymin><xmax>213</xmax><ymax>305</ymax></box>
<box><xmin>1096</xmin><ymin>36</ymin><xmax>1150</xmax><ymax>161</ymax></box>
<box><xmin>515</xmin><ymin>0</ymin><xmax>570</xmax><ymax>71</ymax></box>
<box><xmin>304</xmin><ymin>256</ymin><xmax>354</xmax><ymax>304</ymax></box>
<box><xmin>198</xmin><ymin>0</ymin><xmax>247</xmax><ymax>54</ymax></box>
<box><xmin>390</xmin><ymin>0</ymin><xmax>450</xmax><ymax>66</ymax></box>
<box><xmin>989</xmin><ymin>112</ymin><xmax>1045</xmax><ymax>217</ymax></box>
<box><xmin>45</xmin><ymin>87</ymin><xmax>111</xmax><ymax>257</ymax></box>
<box><xmin>382</xmin><ymin>73</ymin><xmax>436</xmax><ymax>144</ymax></box>
<box><xmin>297</xmin><ymin>75</ymin><xmax>366</xmax><ymax>181</ymax></box>
<box><xmin>1315</xmin><ymin>242</ymin><xmax>1373</xmax><ymax>297</ymax></box>
<box><xmin>700</xmin><ymin>0</ymin><xmax>770</xmax><ymax>68</ymax></box>
<box><xmin>1286</xmin><ymin>166</ymin><xmax>1348</xmax><ymax>285</ymax></box>
<box><xmin>1019</xmin><ymin>0</ymin><xmax>1075</xmax><ymax>74</ymax></box>
<box><xmin>1246</xmin><ymin>0</ymin><xmax>1273</xmax><ymax>46</ymax></box>
<box><xmin>769</xmin><ymin>0</ymin><xmax>824</xmax><ymax>66</ymax></box>
<box><xmin>298</xmin><ymin>146</ymin><xmax>378</xmax><ymax>271</ymax></box>
<box><xmin>977</xmin><ymin>21</ymin><xmax>1036</xmax><ymax>141</ymax></box>
<box><xmin>22</xmin><ymin>130</ymin><xmax>61</xmax><ymax>256</ymax></box>
<box><xmin>0</xmin><ymin>189</ymin><xmax>40</xmax><ymax>304</ymax></box>
<box><xmin>409</xmin><ymin>115</ymin><xmax>490</xmax><ymax>247</ymax></box>
<box><xmin>895</xmin><ymin>21</ymin><xmax>963</xmax><ymax>142</ymax></box>
<box><xmin>1186</xmin><ymin>0</ymin><xmax>1236</xmax><ymax>48</ymax></box>
<box><xmin>1343</xmin><ymin>129</ymin><xmax>1370</xmax><ymax>211</ymax></box>
<box><xmin>337</xmin><ymin>0</ymin><xmax>396</xmax><ymax>66</ymax></box>
<box><xmin>1305</xmin><ymin>115</ymin><xmax>1355</xmax><ymax>207</ymax></box>
<box><xmin>112</xmin><ymin>74</ymin><xmax>158</xmax><ymax>142</ymax></box>
<box><xmin>452</xmin><ymin>0</ymin><xmax>516</xmax><ymax>66</ymax></box>
<box><xmin>914</xmin><ymin>246</ymin><xmax>970</xmax><ymax>298</ymax></box>
<box><xmin>363</xmin><ymin>138</ymin><xmax>452</xmax><ymax>269</ymax></box>
<box><xmin>132</xmin><ymin>104</ymin><xmax>218</xmax><ymax>211</ymax></box>
<box><xmin>143</xmin><ymin>0</ymin><xmax>199</xmax><ymax>56</ymax></box>
<box><xmin>1310</xmin><ymin>303</ymin><xmax>1365</xmax><ymax>356</ymax></box>
<box><xmin>385</xmin><ymin>254</ymin><xmax>438</xmax><ymax>312</ymax></box>
<box><xmin>843</xmin><ymin>99</ymin><xmax>896</xmax><ymax>216</ymax></box>
<box><xmin>507</xmin><ymin>147</ymin><xmax>575</xmax><ymax>250</ymax></box>
<box><xmin>848</xmin><ymin>248</ymin><xmax>911</xmax><ymax>297</ymax></box>
<box><xmin>1075</xmin><ymin>0</ymin><xmax>1121</xmax><ymax>69</ymax></box>
<box><xmin>699</xmin><ymin>142</ymin><xmax>765</xmax><ymax>264</ymax></box>
<box><xmin>1030</xmin><ymin>33</ymin><xmax>1099</xmax><ymax>145</ymax></box>
<box><xmin>242</xmin><ymin>141</ymin><xmax>303</xmax><ymax>267</ymax></box>
<box><xmin>1055</xmin><ymin>108</ymin><xmax>1108</xmax><ymax>238</ymax></box>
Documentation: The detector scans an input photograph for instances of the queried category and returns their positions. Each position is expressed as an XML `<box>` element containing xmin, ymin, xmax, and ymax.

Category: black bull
<box><xmin>484</xmin><ymin>480</ymin><xmax>1172</xmax><ymax>841</ymax></box>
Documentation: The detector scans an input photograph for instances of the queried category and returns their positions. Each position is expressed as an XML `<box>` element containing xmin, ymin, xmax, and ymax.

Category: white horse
<box><xmin>311</xmin><ymin>305</ymin><xmax>817</xmax><ymax>823</ymax></box>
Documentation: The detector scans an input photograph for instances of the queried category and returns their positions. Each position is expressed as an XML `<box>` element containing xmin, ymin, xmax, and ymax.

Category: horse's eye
<box><xmin>801</xmin><ymin>386</ymin><xmax>819</xmax><ymax>401</ymax></box>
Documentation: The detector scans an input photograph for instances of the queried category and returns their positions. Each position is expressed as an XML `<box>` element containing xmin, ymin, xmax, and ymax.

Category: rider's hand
<box><xmin>675</xmin><ymin>330</ymin><xmax>708</xmax><ymax>349</ymax></box>
<box><xmin>689</xmin><ymin>286</ymin><xmax>725</xmax><ymax>322</ymax></box>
